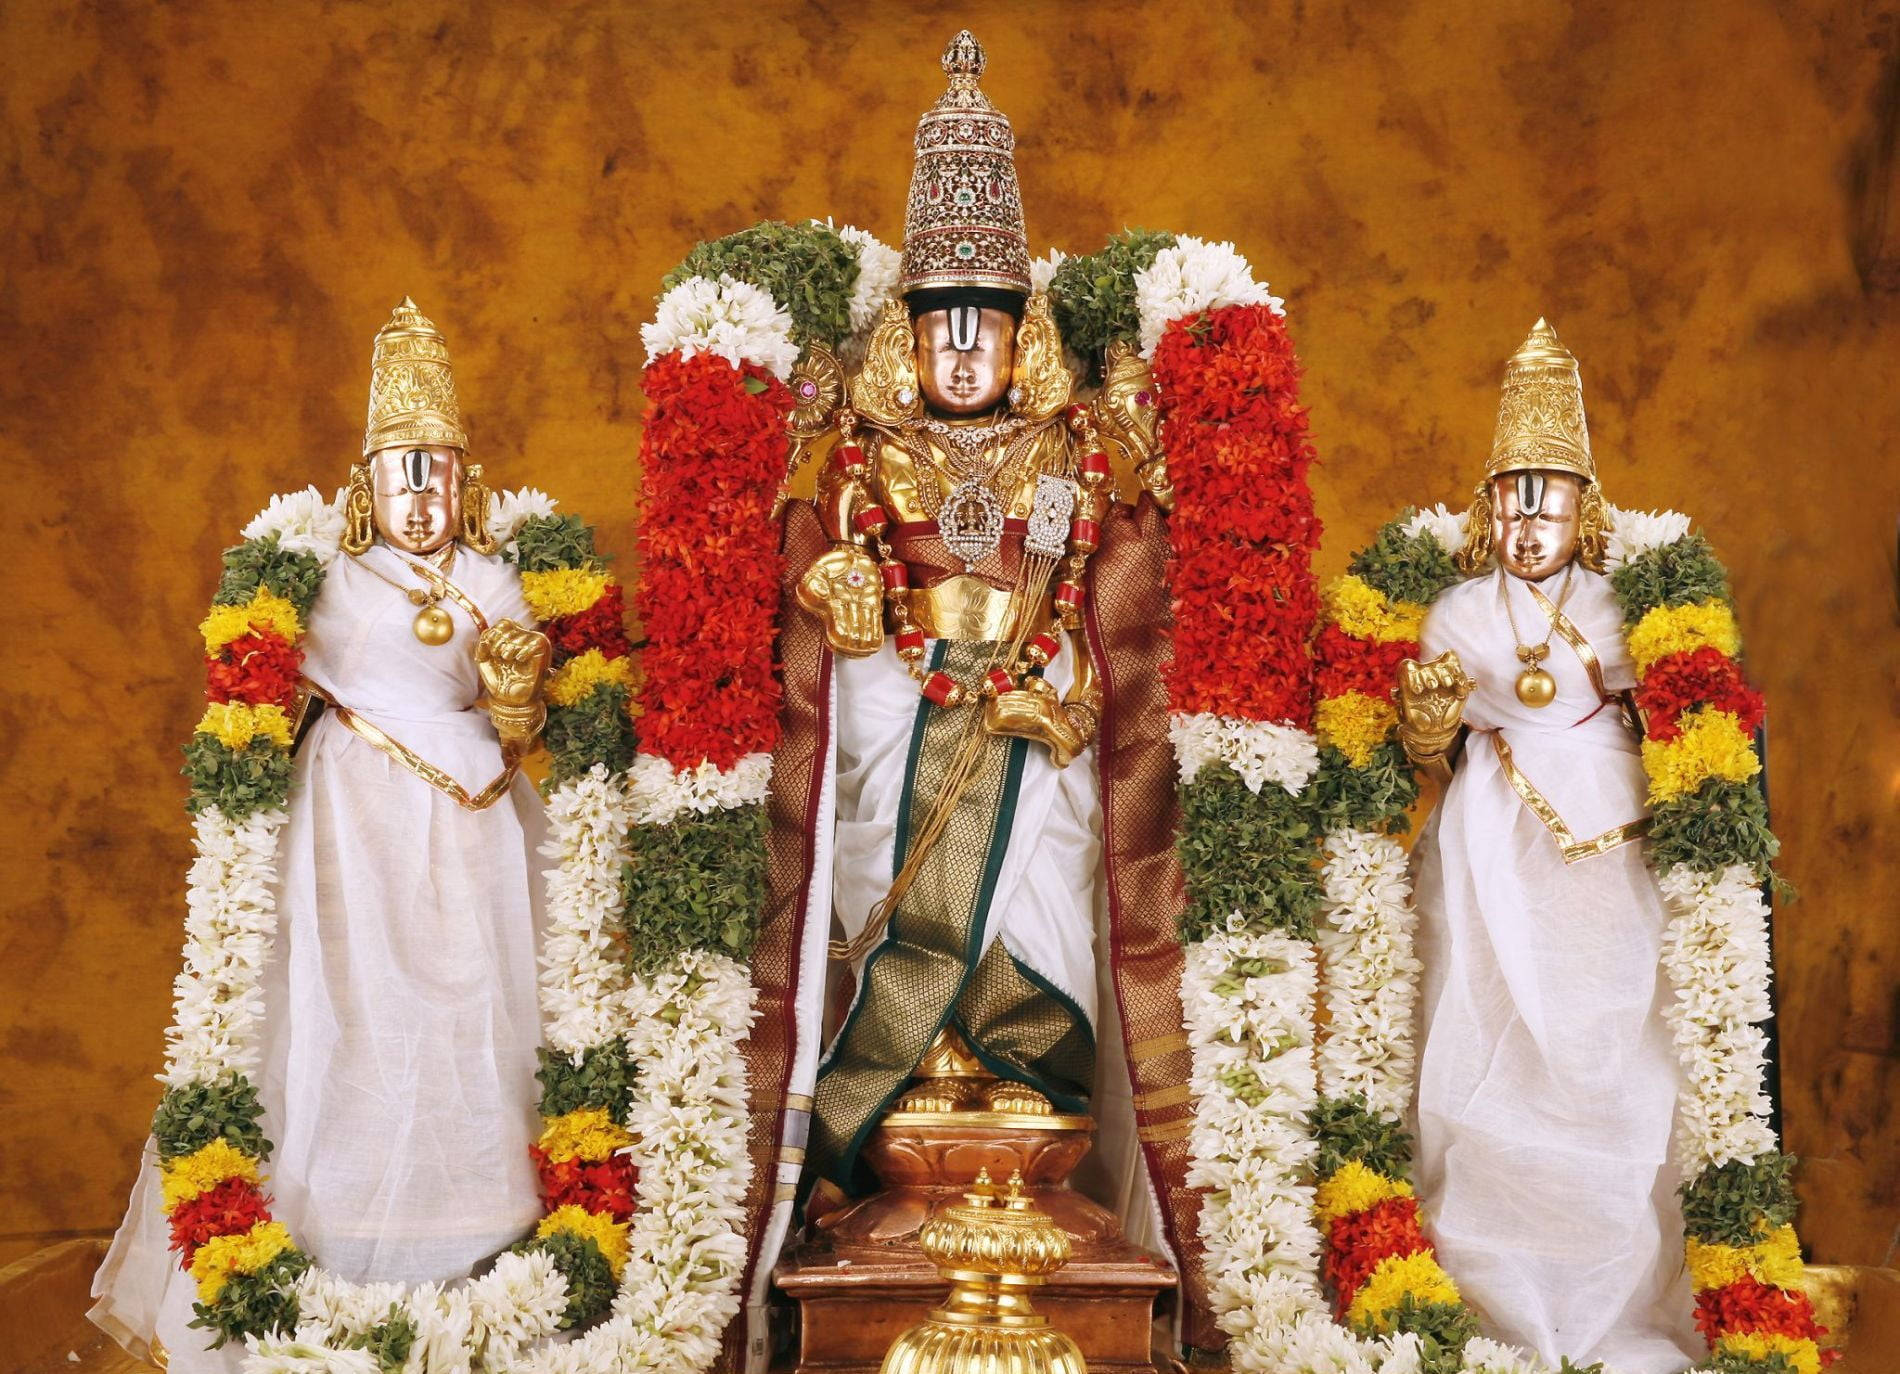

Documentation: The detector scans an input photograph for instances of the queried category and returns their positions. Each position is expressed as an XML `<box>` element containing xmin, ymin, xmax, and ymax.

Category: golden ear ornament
<box><xmin>779</xmin><ymin>344</ymin><xmax>847</xmax><ymax>518</ymax></box>
<box><xmin>342</xmin><ymin>460</ymin><xmax>375</xmax><ymax>555</ymax></box>
<box><xmin>1009</xmin><ymin>293</ymin><xmax>1074</xmax><ymax>423</ymax></box>
<box><xmin>459</xmin><ymin>462</ymin><xmax>501</xmax><ymax>555</ymax></box>
<box><xmin>849</xmin><ymin>300</ymin><xmax>924</xmax><ymax>427</ymax></box>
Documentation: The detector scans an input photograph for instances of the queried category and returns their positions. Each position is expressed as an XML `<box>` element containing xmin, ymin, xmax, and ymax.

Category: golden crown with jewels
<box><xmin>896</xmin><ymin>30</ymin><xmax>1032</xmax><ymax>299</ymax></box>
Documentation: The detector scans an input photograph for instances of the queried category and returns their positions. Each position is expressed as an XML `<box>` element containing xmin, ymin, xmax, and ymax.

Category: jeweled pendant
<box><xmin>1515</xmin><ymin>665</ymin><xmax>1556</xmax><ymax>708</ymax></box>
<box><xmin>414</xmin><ymin>603</ymin><xmax>455</xmax><ymax>645</ymax></box>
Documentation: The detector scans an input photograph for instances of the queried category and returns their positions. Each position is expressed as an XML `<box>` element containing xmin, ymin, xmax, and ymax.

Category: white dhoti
<box><xmin>1412</xmin><ymin>568</ymin><xmax>1701</xmax><ymax>1374</ymax></box>
<box><xmin>91</xmin><ymin>548</ymin><xmax>548</xmax><ymax>1371</ymax></box>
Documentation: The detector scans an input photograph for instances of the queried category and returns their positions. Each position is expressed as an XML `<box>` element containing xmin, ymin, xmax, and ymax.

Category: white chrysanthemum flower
<box><xmin>1459</xmin><ymin>1337</ymin><xmax>1556</xmax><ymax>1374</ymax></box>
<box><xmin>1400</xmin><ymin>502</ymin><xmax>1468</xmax><ymax>556</ymax></box>
<box><xmin>1030</xmin><ymin>246</ymin><xmax>1068</xmax><ymax>295</ymax></box>
<box><xmin>240</xmin><ymin>1340</ymin><xmax>381</xmax><ymax>1374</ymax></box>
<box><xmin>1134</xmin><ymin>235</ymin><xmax>1285</xmax><ymax>358</ymax></box>
<box><xmin>486</xmin><ymin>486</ymin><xmax>558</xmax><ymax>552</ymax></box>
<box><xmin>1169</xmin><ymin>714</ymin><xmax>1321</xmax><ymax>796</ymax></box>
<box><xmin>242</xmin><ymin>485</ymin><xmax>347</xmax><ymax>565</ymax></box>
<box><xmin>627</xmin><ymin>752</ymin><xmax>773</xmax><ymax>827</ymax></box>
<box><xmin>1605</xmin><ymin>506</ymin><xmax>1692</xmax><ymax>568</ymax></box>
<box><xmin>824</xmin><ymin>221</ymin><xmax>902</xmax><ymax>339</ymax></box>
<box><xmin>641</xmin><ymin>274</ymin><xmax>799</xmax><ymax>380</ymax></box>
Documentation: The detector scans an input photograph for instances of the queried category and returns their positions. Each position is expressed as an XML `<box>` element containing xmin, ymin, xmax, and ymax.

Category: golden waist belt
<box><xmin>310</xmin><ymin>685</ymin><xmax>518</xmax><ymax>812</ymax></box>
<box><xmin>908</xmin><ymin>573</ymin><xmax>1054</xmax><ymax>644</ymax></box>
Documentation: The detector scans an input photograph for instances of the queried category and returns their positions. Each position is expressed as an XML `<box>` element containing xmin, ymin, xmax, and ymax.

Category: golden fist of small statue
<box><xmin>797</xmin><ymin>545</ymin><xmax>884</xmax><ymax>658</ymax></box>
<box><xmin>477</xmin><ymin>620</ymin><xmax>553</xmax><ymax>707</ymax></box>
<box><xmin>983</xmin><ymin>676</ymin><xmax>1091</xmax><ymax>769</ymax></box>
<box><xmin>1396</xmin><ymin>650</ymin><xmax>1475</xmax><ymax>751</ymax></box>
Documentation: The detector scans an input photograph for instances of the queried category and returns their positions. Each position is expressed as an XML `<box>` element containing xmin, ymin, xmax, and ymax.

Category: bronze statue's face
<box><xmin>914</xmin><ymin>306</ymin><xmax>1016</xmax><ymax>417</ymax></box>
<box><xmin>1492</xmin><ymin>470</ymin><xmax>1582</xmax><ymax>581</ymax></box>
<box><xmin>370</xmin><ymin>445</ymin><xmax>463</xmax><ymax>554</ymax></box>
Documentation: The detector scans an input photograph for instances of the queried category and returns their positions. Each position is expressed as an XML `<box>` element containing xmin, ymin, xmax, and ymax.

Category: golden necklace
<box><xmin>351</xmin><ymin>543</ymin><xmax>460</xmax><ymax>645</ymax></box>
<box><xmin>1499</xmin><ymin>562</ymin><xmax>1575</xmax><ymax>708</ymax></box>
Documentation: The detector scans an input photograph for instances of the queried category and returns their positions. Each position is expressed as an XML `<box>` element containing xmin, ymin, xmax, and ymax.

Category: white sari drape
<box><xmin>1411</xmin><ymin>568</ymin><xmax>1701</xmax><ymax>1374</ymax></box>
<box><xmin>91</xmin><ymin>547</ymin><xmax>548</xmax><ymax>1372</ymax></box>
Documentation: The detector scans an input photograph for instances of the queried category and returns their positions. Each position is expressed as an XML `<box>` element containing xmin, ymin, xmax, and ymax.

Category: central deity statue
<box><xmin>796</xmin><ymin>32</ymin><xmax>1116</xmax><ymax>1206</ymax></box>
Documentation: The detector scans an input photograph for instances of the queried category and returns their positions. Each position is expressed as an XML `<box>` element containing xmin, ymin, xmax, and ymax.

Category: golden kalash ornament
<box><xmin>878</xmin><ymin>1170</ymin><xmax>1085</xmax><ymax>1374</ymax></box>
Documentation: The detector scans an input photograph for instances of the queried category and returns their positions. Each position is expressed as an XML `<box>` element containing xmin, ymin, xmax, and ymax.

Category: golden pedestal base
<box><xmin>776</xmin><ymin>1113</ymin><xmax>1175</xmax><ymax>1374</ymax></box>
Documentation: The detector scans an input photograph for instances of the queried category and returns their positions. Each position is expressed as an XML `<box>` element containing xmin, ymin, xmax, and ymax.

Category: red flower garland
<box><xmin>205</xmin><ymin>630</ymin><xmax>302</xmax><ymax>709</ymax></box>
<box><xmin>545</xmin><ymin>582</ymin><xmax>635</xmax><ymax>664</ymax></box>
<box><xmin>530</xmin><ymin>1145</ymin><xmax>638</xmax><ymax>1223</ymax></box>
<box><xmin>1152</xmin><ymin>305</ymin><xmax>1320</xmax><ymax>727</ymax></box>
<box><xmin>634</xmin><ymin>353</ymin><xmax>789</xmax><ymax>772</ymax></box>
<box><xmin>1314</xmin><ymin>623</ymin><xmax>1418</xmax><ymax>701</ymax></box>
<box><xmin>1635</xmin><ymin>644</ymin><xmax>1765</xmax><ymax>743</ymax></box>
<box><xmin>166</xmin><ymin>1176</ymin><xmax>275</xmax><ymax>1266</ymax></box>
<box><xmin>1693</xmin><ymin>1276</ymin><xmax>1826</xmax><ymax>1345</ymax></box>
<box><xmin>1323</xmin><ymin>1195</ymin><xmax>1432</xmax><ymax>1317</ymax></box>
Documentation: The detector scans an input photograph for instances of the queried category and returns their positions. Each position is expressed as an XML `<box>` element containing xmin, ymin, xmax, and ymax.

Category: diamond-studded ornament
<box><xmin>1025</xmin><ymin>474</ymin><xmax>1077</xmax><ymax>559</ymax></box>
<box><xmin>939</xmin><ymin>479</ymin><xmax>1004</xmax><ymax>570</ymax></box>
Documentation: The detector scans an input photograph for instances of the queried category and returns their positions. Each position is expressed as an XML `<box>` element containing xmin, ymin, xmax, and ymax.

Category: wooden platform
<box><xmin>11</xmin><ymin>1237</ymin><xmax>1898</xmax><ymax>1372</ymax></box>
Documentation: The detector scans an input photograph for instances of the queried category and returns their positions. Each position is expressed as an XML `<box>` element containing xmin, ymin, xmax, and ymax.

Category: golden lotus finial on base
<box><xmin>878</xmin><ymin>1170</ymin><xmax>1086</xmax><ymax>1374</ymax></box>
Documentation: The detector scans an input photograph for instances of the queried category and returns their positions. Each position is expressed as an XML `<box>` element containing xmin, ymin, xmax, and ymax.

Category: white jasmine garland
<box><xmin>162</xmin><ymin>807</ymin><xmax>286</xmax><ymax>1086</ymax></box>
<box><xmin>1315</xmin><ymin>829</ymin><xmax>1422</xmax><ymax>1119</ymax></box>
<box><xmin>242</xmin><ymin>486</ymin><xmax>346</xmax><ymax>565</ymax></box>
<box><xmin>1169</xmin><ymin>714</ymin><xmax>1321</xmax><ymax>796</ymax></box>
<box><xmin>626</xmin><ymin>751</ymin><xmax>773</xmax><ymax>827</ymax></box>
<box><xmin>537</xmin><ymin>767</ymin><xmax>638</xmax><ymax>1055</ymax></box>
<box><xmin>1134</xmin><ymin>236</ymin><xmax>1285</xmax><ymax>359</ymax></box>
<box><xmin>1400</xmin><ymin>503</ymin><xmax>1468</xmax><ymax>557</ymax></box>
<box><xmin>242</xmin><ymin>1342</ymin><xmax>381</xmax><ymax>1374</ymax></box>
<box><xmin>1604</xmin><ymin>506</ymin><xmax>1693</xmax><ymax>569</ymax></box>
<box><xmin>641</xmin><ymin>274</ymin><xmax>800</xmax><ymax>381</ymax></box>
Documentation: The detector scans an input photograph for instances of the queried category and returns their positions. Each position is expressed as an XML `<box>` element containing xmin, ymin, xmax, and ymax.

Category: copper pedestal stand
<box><xmin>775</xmin><ymin>1105</ymin><xmax>1175</xmax><ymax>1374</ymax></box>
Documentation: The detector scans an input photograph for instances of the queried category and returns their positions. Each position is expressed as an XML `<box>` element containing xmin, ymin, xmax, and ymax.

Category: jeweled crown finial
<box><xmin>363</xmin><ymin>296</ymin><xmax>468</xmax><ymax>457</ymax></box>
<box><xmin>943</xmin><ymin>30</ymin><xmax>985</xmax><ymax>83</ymax></box>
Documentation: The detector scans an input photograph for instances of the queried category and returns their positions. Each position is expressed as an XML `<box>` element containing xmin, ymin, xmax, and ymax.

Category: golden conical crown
<box><xmin>896</xmin><ymin>31</ymin><xmax>1032</xmax><ymax>298</ymax></box>
<box><xmin>1488</xmin><ymin>318</ymin><xmax>1593</xmax><ymax>482</ymax></box>
<box><xmin>363</xmin><ymin>297</ymin><xmax>468</xmax><ymax>456</ymax></box>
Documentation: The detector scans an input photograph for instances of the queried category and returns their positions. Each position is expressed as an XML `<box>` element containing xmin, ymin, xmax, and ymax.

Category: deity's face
<box><xmin>1491</xmin><ymin>470</ymin><xmax>1582</xmax><ymax>581</ymax></box>
<box><xmin>914</xmin><ymin>306</ymin><xmax>1017</xmax><ymax>418</ymax></box>
<box><xmin>370</xmin><ymin>445</ymin><xmax>464</xmax><ymax>554</ymax></box>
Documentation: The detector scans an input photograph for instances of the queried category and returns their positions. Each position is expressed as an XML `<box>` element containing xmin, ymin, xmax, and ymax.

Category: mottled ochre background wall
<box><xmin>3</xmin><ymin>0</ymin><xmax>1896</xmax><ymax>1271</ymax></box>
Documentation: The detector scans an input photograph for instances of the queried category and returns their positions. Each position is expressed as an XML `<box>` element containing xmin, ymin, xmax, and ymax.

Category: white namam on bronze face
<box><xmin>1395</xmin><ymin>323</ymin><xmax>1704</xmax><ymax>1374</ymax></box>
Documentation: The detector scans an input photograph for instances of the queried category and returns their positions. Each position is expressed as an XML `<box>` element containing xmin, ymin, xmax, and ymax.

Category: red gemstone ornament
<box><xmin>834</xmin><ymin>444</ymin><xmax>869</xmax><ymax>475</ymax></box>
<box><xmin>923</xmin><ymin>672</ymin><xmax>965</xmax><ymax>707</ymax></box>
<box><xmin>1055</xmin><ymin>581</ymin><xmax>1085</xmax><ymax>611</ymax></box>
<box><xmin>1025</xmin><ymin>632</ymin><xmax>1061</xmax><ymax>665</ymax></box>
<box><xmin>853</xmin><ymin>504</ymin><xmax>889</xmax><ymax>537</ymax></box>
<box><xmin>897</xmin><ymin>628</ymin><xmax>927</xmax><ymax>660</ymax></box>
<box><xmin>880</xmin><ymin>561</ymin><xmax>910</xmax><ymax>591</ymax></box>
<box><xmin>1079</xmin><ymin>450</ymin><xmax>1111</xmax><ymax>481</ymax></box>
<box><xmin>1070</xmin><ymin>518</ymin><xmax>1100</xmax><ymax>553</ymax></box>
<box><xmin>985</xmin><ymin>669</ymin><xmax>1016</xmax><ymax>697</ymax></box>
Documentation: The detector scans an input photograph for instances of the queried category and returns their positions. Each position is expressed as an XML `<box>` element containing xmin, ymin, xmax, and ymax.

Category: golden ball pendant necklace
<box><xmin>1500</xmin><ymin>562</ymin><xmax>1574</xmax><ymax>709</ymax></box>
<box><xmin>352</xmin><ymin>544</ymin><xmax>460</xmax><ymax>645</ymax></box>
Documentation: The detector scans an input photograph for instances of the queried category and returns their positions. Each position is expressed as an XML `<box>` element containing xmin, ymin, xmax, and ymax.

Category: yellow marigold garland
<box><xmin>1685</xmin><ymin>1223</ymin><xmax>1805</xmax><ymax>1291</ymax></box>
<box><xmin>160</xmin><ymin>1139</ymin><xmax>263</xmax><ymax>1211</ymax></box>
<box><xmin>1345</xmin><ymin>1250</ymin><xmax>1462</xmax><ymax>1332</ymax></box>
<box><xmin>547</xmin><ymin>648</ymin><xmax>635</xmax><ymax>708</ymax></box>
<box><xmin>188</xmin><ymin>1220</ymin><xmax>296</xmax><ymax>1302</ymax></box>
<box><xmin>195</xmin><ymin>701</ymin><xmax>294</xmax><ymax>751</ymax></box>
<box><xmin>521</xmin><ymin>567</ymin><xmax>612</xmax><ymax>622</ymax></box>
<box><xmin>1626</xmin><ymin>598</ymin><xmax>1741</xmax><ymax>675</ymax></box>
<box><xmin>537</xmin><ymin>1203</ymin><xmax>632</xmax><ymax>1279</ymax></box>
<box><xmin>200</xmin><ymin>587</ymin><xmax>303</xmax><ymax>655</ymax></box>
<box><xmin>1714</xmin><ymin>1332</ymin><xmax>1822</xmax><ymax>1374</ymax></box>
<box><xmin>1323</xmin><ymin>574</ymin><xmax>1427</xmax><ymax>645</ymax></box>
<box><xmin>1315</xmin><ymin>691</ymin><xmax>1399</xmax><ymax>770</ymax></box>
<box><xmin>1315</xmin><ymin>1160</ymin><xmax>1413</xmax><ymax>1227</ymax></box>
<box><xmin>536</xmin><ymin>1106</ymin><xmax>635</xmax><ymax>1163</ymax></box>
<box><xmin>1641</xmin><ymin>707</ymin><xmax>1761</xmax><ymax>803</ymax></box>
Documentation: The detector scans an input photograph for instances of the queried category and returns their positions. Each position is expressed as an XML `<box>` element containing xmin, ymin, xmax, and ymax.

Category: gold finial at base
<box><xmin>879</xmin><ymin>1171</ymin><xmax>1086</xmax><ymax>1374</ymax></box>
